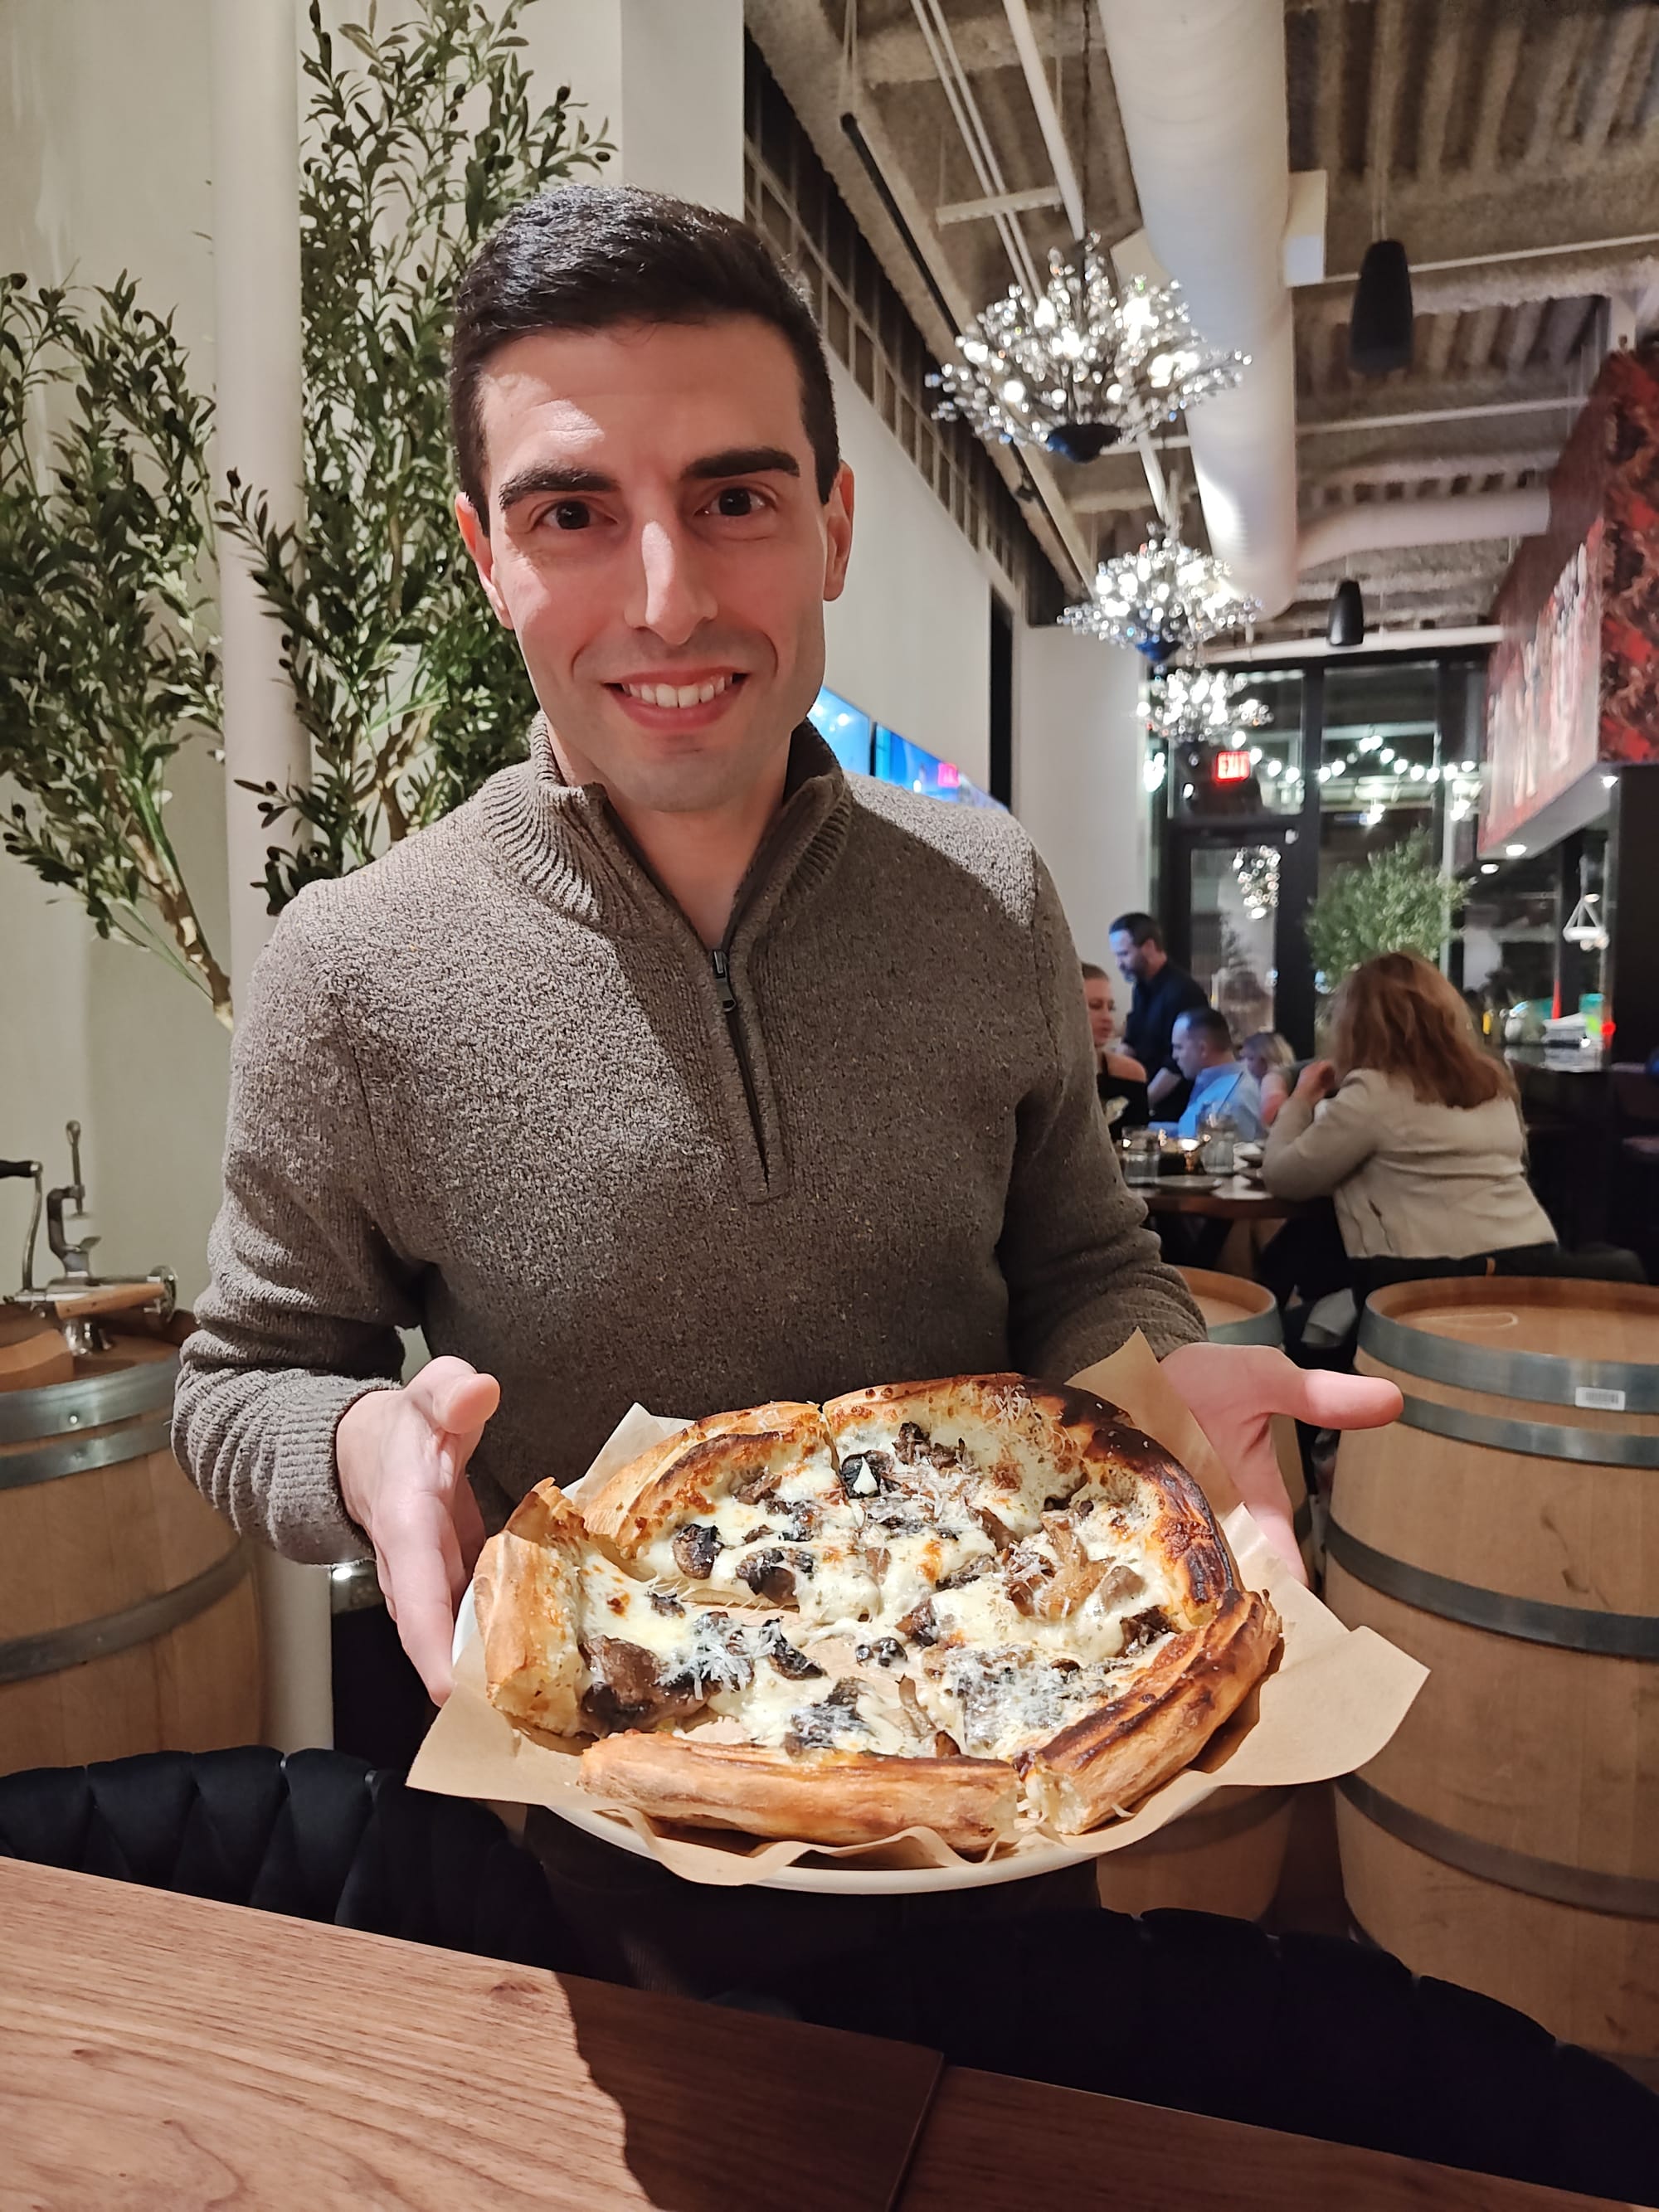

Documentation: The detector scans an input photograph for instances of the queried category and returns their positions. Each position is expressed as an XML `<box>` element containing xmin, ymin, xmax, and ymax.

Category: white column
<box><xmin>525</xmin><ymin>1</ymin><xmax>745</xmax><ymax>216</ymax></box>
<box><xmin>1014</xmin><ymin>626</ymin><xmax>1150</xmax><ymax>964</ymax></box>
<box><xmin>210</xmin><ymin>0</ymin><xmax>333</xmax><ymax>1753</ymax></box>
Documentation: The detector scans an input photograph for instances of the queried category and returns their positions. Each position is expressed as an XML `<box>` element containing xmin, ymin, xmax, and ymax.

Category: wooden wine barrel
<box><xmin>1095</xmin><ymin>1787</ymin><xmax>1294</xmax><ymax>1920</ymax></box>
<box><xmin>1180</xmin><ymin>1266</ymin><xmax>1283</xmax><ymax>1348</ymax></box>
<box><xmin>1326</xmin><ymin>1276</ymin><xmax>1659</xmax><ymax>2072</ymax></box>
<box><xmin>0</xmin><ymin>1312</ymin><xmax>260</xmax><ymax>1776</ymax></box>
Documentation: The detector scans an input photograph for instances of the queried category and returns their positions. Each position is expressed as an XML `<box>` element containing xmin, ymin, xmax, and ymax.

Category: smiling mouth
<box><xmin>611</xmin><ymin>673</ymin><xmax>745</xmax><ymax>710</ymax></box>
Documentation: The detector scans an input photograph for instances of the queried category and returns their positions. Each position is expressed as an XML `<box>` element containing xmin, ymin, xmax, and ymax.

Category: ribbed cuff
<box><xmin>265</xmin><ymin>1376</ymin><xmax>401</xmax><ymax>1566</ymax></box>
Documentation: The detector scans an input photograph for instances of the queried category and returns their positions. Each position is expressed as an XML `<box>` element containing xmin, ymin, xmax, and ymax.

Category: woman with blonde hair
<box><xmin>1241</xmin><ymin>1030</ymin><xmax>1296</xmax><ymax>1128</ymax></box>
<box><xmin>1262</xmin><ymin>951</ymin><xmax>1555</xmax><ymax>1268</ymax></box>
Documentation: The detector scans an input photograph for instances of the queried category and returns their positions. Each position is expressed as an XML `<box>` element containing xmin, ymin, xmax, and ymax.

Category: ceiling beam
<box><xmin>1298</xmin><ymin>237</ymin><xmax>1659</xmax><ymax>323</ymax></box>
<box><xmin>936</xmin><ymin>182</ymin><xmax>1065</xmax><ymax>225</ymax></box>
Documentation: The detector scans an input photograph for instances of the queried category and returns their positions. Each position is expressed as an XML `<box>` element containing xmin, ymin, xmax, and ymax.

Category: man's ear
<box><xmin>455</xmin><ymin>493</ymin><xmax>514</xmax><ymax>629</ymax></box>
<box><xmin>821</xmin><ymin>462</ymin><xmax>854</xmax><ymax>605</ymax></box>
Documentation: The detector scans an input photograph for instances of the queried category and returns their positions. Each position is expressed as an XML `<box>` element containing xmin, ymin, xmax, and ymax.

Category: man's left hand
<box><xmin>1159</xmin><ymin>1341</ymin><xmax>1402</xmax><ymax>1586</ymax></box>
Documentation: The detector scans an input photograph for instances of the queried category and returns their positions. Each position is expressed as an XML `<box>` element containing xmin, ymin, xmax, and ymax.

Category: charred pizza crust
<box><xmin>474</xmin><ymin>1375</ymin><xmax>1281</xmax><ymax>1846</ymax></box>
<box><xmin>581</xmin><ymin>1733</ymin><xmax>1018</xmax><ymax>1850</ymax></box>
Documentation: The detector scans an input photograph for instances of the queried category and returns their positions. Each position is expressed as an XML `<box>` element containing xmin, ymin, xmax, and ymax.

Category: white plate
<box><xmin>536</xmin><ymin>1792</ymin><xmax>1098</xmax><ymax>1896</ymax></box>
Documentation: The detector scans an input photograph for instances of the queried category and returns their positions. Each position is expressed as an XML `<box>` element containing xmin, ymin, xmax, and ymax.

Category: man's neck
<box><xmin>548</xmin><ymin>729</ymin><xmax>791</xmax><ymax>950</ymax></box>
<box><xmin>1142</xmin><ymin>950</ymin><xmax>1168</xmax><ymax>984</ymax></box>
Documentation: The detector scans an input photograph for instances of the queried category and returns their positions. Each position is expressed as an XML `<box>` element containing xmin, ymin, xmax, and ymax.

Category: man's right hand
<box><xmin>335</xmin><ymin>1357</ymin><xmax>500</xmax><ymax>1704</ymax></box>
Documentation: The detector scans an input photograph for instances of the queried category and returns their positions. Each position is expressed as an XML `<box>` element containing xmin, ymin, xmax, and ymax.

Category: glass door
<box><xmin>1177</xmin><ymin>832</ymin><xmax>1287</xmax><ymax>1042</ymax></box>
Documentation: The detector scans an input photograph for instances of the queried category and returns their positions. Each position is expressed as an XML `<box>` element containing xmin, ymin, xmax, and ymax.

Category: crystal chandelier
<box><xmin>1061</xmin><ymin>523</ymin><xmax>1260</xmax><ymax>659</ymax></box>
<box><xmin>1145</xmin><ymin>666</ymin><xmax>1270</xmax><ymax>746</ymax></box>
<box><xmin>930</xmin><ymin>236</ymin><xmax>1248</xmax><ymax>465</ymax></box>
<box><xmin>1233</xmin><ymin>845</ymin><xmax>1280</xmax><ymax>921</ymax></box>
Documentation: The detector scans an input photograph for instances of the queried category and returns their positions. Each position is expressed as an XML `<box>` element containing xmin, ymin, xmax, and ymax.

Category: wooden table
<box><xmin>0</xmin><ymin>1857</ymin><xmax>937</xmax><ymax>2210</ymax></box>
<box><xmin>1140</xmin><ymin>1174</ymin><xmax>1309</xmax><ymax>1222</ymax></box>
<box><xmin>900</xmin><ymin>2066</ymin><xmax>1644</xmax><ymax>2212</ymax></box>
<box><xmin>0</xmin><ymin>1856</ymin><xmax>1644</xmax><ymax>2212</ymax></box>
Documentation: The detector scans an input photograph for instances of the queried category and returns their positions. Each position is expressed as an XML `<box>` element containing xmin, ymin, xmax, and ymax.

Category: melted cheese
<box><xmin>557</xmin><ymin>1398</ymin><xmax>1194</xmax><ymax>1782</ymax></box>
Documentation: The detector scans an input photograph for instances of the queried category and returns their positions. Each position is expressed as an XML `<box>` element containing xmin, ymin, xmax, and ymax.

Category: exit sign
<box><xmin>1214</xmin><ymin>750</ymin><xmax>1251</xmax><ymax>783</ymax></box>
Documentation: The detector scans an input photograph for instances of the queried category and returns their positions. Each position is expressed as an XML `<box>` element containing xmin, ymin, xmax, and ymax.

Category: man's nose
<box><xmin>630</xmin><ymin>517</ymin><xmax>718</xmax><ymax>644</ymax></box>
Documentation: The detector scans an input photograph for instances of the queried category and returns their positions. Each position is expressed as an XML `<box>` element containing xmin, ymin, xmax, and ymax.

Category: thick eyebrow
<box><xmin>495</xmin><ymin>446</ymin><xmax>800</xmax><ymax>515</ymax></box>
<box><xmin>684</xmin><ymin>445</ymin><xmax>800</xmax><ymax>483</ymax></box>
<box><xmin>496</xmin><ymin>463</ymin><xmax>617</xmax><ymax>513</ymax></box>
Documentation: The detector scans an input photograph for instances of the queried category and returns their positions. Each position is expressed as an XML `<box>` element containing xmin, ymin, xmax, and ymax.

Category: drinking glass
<box><xmin>1121</xmin><ymin>1130</ymin><xmax>1161</xmax><ymax>1188</ymax></box>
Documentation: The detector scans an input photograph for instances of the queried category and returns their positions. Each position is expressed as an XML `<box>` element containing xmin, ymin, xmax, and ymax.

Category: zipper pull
<box><xmin>711</xmin><ymin>946</ymin><xmax>737</xmax><ymax>1014</ymax></box>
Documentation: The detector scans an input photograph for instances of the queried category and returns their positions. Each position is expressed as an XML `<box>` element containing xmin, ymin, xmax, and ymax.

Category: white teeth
<box><xmin>621</xmin><ymin>673</ymin><xmax>735</xmax><ymax>707</ymax></box>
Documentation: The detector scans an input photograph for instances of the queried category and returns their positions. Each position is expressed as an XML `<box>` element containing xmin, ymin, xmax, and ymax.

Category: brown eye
<box><xmin>714</xmin><ymin>487</ymin><xmax>757</xmax><ymax>517</ymax></box>
<box><xmin>551</xmin><ymin>500</ymin><xmax>591</xmax><ymax>531</ymax></box>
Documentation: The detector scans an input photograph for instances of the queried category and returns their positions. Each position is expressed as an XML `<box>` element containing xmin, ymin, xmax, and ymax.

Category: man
<box><xmin>176</xmin><ymin>187</ymin><xmax>1396</xmax><ymax>1722</ymax></box>
<box><xmin>1110</xmin><ymin>912</ymin><xmax>1209</xmax><ymax>1114</ymax></box>
<box><xmin>1172</xmin><ymin>1006</ymin><xmax>1266</xmax><ymax>1141</ymax></box>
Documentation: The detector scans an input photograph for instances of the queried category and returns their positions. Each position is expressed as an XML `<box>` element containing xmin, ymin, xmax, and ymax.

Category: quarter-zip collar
<box><xmin>478</xmin><ymin>712</ymin><xmax>852</xmax><ymax>946</ymax></box>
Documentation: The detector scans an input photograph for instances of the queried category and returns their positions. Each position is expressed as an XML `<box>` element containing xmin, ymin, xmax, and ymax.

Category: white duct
<box><xmin>1096</xmin><ymin>0</ymin><xmax>1299</xmax><ymax>615</ymax></box>
<box><xmin>1298</xmin><ymin>490</ymin><xmax>1552</xmax><ymax>575</ymax></box>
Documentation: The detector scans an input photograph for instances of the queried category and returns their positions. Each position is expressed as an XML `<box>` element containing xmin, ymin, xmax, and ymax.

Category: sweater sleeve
<box><xmin>172</xmin><ymin>905</ymin><xmax>420</xmax><ymax>1564</ymax></box>
<box><xmin>999</xmin><ymin>851</ymin><xmax>1204</xmax><ymax>1373</ymax></box>
<box><xmin>1261</xmin><ymin>1073</ymin><xmax>1384</xmax><ymax>1199</ymax></box>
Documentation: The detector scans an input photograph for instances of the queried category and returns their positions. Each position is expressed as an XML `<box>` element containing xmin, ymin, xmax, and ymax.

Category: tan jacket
<box><xmin>1262</xmin><ymin>1068</ymin><xmax>1555</xmax><ymax>1262</ymax></box>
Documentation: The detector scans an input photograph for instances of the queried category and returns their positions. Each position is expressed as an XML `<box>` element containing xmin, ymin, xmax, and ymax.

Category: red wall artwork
<box><xmin>1484</xmin><ymin>345</ymin><xmax>1659</xmax><ymax>853</ymax></box>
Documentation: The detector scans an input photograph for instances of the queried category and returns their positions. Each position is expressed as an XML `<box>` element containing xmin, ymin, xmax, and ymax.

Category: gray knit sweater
<box><xmin>174</xmin><ymin>723</ymin><xmax>1202</xmax><ymax>1563</ymax></box>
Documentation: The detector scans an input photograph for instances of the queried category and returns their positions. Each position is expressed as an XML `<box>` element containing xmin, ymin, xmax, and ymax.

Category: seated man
<box><xmin>1172</xmin><ymin>1006</ymin><xmax>1264</xmax><ymax>1141</ymax></box>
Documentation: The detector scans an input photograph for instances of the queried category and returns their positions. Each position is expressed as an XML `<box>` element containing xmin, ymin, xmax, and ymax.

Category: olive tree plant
<box><xmin>0</xmin><ymin>0</ymin><xmax>608</xmax><ymax>1020</ymax></box>
<box><xmin>226</xmin><ymin>0</ymin><xmax>610</xmax><ymax>907</ymax></box>
<box><xmin>1302</xmin><ymin>828</ymin><xmax>1466</xmax><ymax>992</ymax></box>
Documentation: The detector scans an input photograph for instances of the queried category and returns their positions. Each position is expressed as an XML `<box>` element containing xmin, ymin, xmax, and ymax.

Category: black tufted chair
<box><xmin>0</xmin><ymin>1745</ymin><xmax>579</xmax><ymax>1973</ymax></box>
<box><xmin>756</xmin><ymin>1907</ymin><xmax>1659</xmax><ymax>2205</ymax></box>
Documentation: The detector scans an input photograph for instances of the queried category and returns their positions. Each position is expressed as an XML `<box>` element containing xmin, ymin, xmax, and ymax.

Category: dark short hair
<box><xmin>1175</xmin><ymin>1004</ymin><xmax>1232</xmax><ymax>1050</ymax></box>
<box><xmin>1109</xmin><ymin>912</ymin><xmax>1162</xmax><ymax>949</ymax></box>
<box><xmin>450</xmin><ymin>184</ymin><xmax>839</xmax><ymax>527</ymax></box>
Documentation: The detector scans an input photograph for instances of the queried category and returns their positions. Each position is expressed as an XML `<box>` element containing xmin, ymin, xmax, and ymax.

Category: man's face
<box><xmin>1110</xmin><ymin>928</ymin><xmax>1151</xmax><ymax>984</ymax></box>
<box><xmin>455</xmin><ymin>315</ymin><xmax>854</xmax><ymax>816</ymax></box>
<box><xmin>1082</xmin><ymin>975</ymin><xmax>1116</xmax><ymax>1050</ymax></box>
<box><xmin>1171</xmin><ymin>1014</ymin><xmax>1209</xmax><ymax>1080</ymax></box>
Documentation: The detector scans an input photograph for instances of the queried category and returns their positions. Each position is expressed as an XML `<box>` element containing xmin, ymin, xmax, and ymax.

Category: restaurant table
<box><xmin>2</xmin><ymin>1856</ymin><xmax>1648</xmax><ymax>2212</ymax></box>
<box><xmin>1139</xmin><ymin>1173</ymin><xmax>1310</xmax><ymax>1223</ymax></box>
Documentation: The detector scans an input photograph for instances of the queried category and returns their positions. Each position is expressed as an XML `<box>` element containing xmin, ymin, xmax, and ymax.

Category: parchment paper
<box><xmin>408</xmin><ymin>1335</ymin><xmax>1425</xmax><ymax>1886</ymax></box>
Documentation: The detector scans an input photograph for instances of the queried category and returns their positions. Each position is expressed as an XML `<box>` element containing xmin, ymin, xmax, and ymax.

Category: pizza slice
<box><xmin>581</xmin><ymin>1399</ymin><xmax>879</xmax><ymax>1627</ymax></box>
<box><xmin>475</xmin><ymin>1476</ymin><xmax>1018</xmax><ymax>1850</ymax></box>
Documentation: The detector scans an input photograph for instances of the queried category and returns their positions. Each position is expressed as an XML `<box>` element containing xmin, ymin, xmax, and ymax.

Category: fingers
<box><xmin>1289</xmin><ymin>1369</ymin><xmax>1404</xmax><ymax>1432</ymax></box>
<box><xmin>377</xmin><ymin>1490</ymin><xmax>462</xmax><ymax>1704</ymax></box>
<box><xmin>406</xmin><ymin>1358</ymin><xmax>501</xmax><ymax>1450</ymax></box>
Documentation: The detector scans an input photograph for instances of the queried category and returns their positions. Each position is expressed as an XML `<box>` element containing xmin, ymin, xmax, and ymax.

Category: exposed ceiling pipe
<box><xmin>1095</xmin><ymin>0</ymin><xmax>1300</xmax><ymax>615</ymax></box>
<box><xmin>1297</xmin><ymin>489</ymin><xmax>1551</xmax><ymax>575</ymax></box>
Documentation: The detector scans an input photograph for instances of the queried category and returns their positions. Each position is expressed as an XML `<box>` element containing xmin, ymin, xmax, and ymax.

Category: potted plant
<box><xmin>0</xmin><ymin>0</ymin><xmax>609</xmax><ymax>1019</ymax></box>
<box><xmin>1302</xmin><ymin>828</ymin><xmax>1466</xmax><ymax>994</ymax></box>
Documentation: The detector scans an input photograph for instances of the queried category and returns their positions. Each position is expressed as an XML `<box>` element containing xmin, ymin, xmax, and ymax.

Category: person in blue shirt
<box><xmin>1171</xmin><ymin>1006</ymin><xmax>1264</xmax><ymax>1140</ymax></box>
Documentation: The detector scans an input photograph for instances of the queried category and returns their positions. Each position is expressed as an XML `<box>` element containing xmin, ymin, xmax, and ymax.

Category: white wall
<box><xmin>826</xmin><ymin>359</ymin><xmax>993</xmax><ymax>786</ymax></box>
<box><xmin>524</xmin><ymin>0</ymin><xmax>743</xmax><ymax>214</ymax></box>
<box><xmin>1014</xmin><ymin>625</ymin><xmax>1150</xmax><ymax>969</ymax></box>
<box><xmin>1</xmin><ymin>0</ymin><xmax>231</xmax><ymax>1307</ymax></box>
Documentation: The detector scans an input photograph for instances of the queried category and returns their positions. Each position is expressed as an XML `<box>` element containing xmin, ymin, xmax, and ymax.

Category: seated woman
<box><xmin>1082</xmin><ymin>961</ymin><xmax>1149</xmax><ymax>1127</ymax></box>
<box><xmin>1241</xmin><ymin>1031</ymin><xmax>1296</xmax><ymax>1129</ymax></box>
<box><xmin>1261</xmin><ymin>951</ymin><xmax>1556</xmax><ymax>1284</ymax></box>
